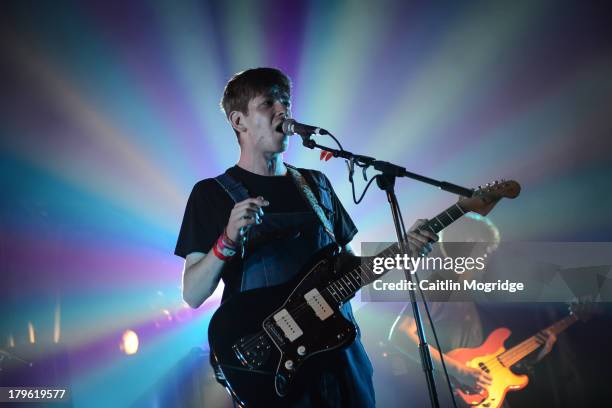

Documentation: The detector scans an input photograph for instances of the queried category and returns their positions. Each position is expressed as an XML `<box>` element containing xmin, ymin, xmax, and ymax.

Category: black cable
<box><xmin>352</xmin><ymin>176</ymin><xmax>378</xmax><ymax>204</ymax></box>
<box><xmin>320</xmin><ymin>131</ymin><xmax>377</xmax><ymax>205</ymax></box>
<box><xmin>324</xmin><ymin>131</ymin><xmax>344</xmax><ymax>151</ymax></box>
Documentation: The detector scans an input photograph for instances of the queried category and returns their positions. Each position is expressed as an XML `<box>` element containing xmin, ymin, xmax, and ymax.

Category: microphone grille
<box><xmin>281</xmin><ymin>118</ymin><xmax>296</xmax><ymax>135</ymax></box>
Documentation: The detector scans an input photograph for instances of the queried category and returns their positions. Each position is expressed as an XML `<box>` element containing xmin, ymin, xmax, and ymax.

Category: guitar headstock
<box><xmin>569</xmin><ymin>298</ymin><xmax>598</xmax><ymax>322</ymax></box>
<box><xmin>459</xmin><ymin>179</ymin><xmax>521</xmax><ymax>216</ymax></box>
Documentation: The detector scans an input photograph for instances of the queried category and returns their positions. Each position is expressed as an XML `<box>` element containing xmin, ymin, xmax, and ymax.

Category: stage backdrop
<box><xmin>1</xmin><ymin>1</ymin><xmax>611</xmax><ymax>407</ymax></box>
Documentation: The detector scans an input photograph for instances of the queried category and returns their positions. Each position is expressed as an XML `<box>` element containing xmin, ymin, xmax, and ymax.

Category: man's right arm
<box><xmin>181</xmin><ymin>196</ymin><xmax>270</xmax><ymax>308</ymax></box>
<box><xmin>182</xmin><ymin>251</ymin><xmax>226</xmax><ymax>308</ymax></box>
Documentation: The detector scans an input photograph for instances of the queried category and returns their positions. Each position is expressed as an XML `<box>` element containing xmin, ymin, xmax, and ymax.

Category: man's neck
<box><xmin>236</xmin><ymin>153</ymin><xmax>286</xmax><ymax>176</ymax></box>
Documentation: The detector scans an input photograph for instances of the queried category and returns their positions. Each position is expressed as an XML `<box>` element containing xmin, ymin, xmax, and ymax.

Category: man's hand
<box><xmin>226</xmin><ymin>196</ymin><xmax>270</xmax><ymax>242</ymax></box>
<box><xmin>451</xmin><ymin>362</ymin><xmax>493</xmax><ymax>391</ymax></box>
<box><xmin>407</xmin><ymin>219</ymin><xmax>438</xmax><ymax>257</ymax></box>
<box><xmin>535</xmin><ymin>329</ymin><xmax>557</xmax><ymax>362</ymax></box>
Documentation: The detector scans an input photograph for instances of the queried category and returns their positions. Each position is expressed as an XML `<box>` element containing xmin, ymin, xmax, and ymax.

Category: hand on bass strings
<box><xmin>451</xmin><ymin>362</ymin><xmax>493</xmax><ymax>391</ymax></box>
<box><xmin>535</xmin><ymin>329</ymin><xmax>557</xmax><ymax>362</ymax></box>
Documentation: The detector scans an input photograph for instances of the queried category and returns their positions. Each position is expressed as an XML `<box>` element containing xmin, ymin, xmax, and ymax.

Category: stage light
<box><xmin>28</xmin><ymin>322</ymin><xmax>36</xmax><ymax>344</ymax></box>
<box><xmin>120</xmin><ymin>330</ymin><xmax>139</xmax><ymax>355</ymax></box>
<box><xmin>54</xmin><ymin>297</ymin><xmax>61</xmax><ymax>344</ymax></box>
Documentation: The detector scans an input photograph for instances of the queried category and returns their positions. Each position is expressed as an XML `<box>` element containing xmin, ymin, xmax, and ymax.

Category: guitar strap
<box><xmin>214</xmin><ymin>173</ymin><xmax>250</xmax><ymax>204</ymax></box>
<box><xmin>285</xmin><ymin>164</ymin><xmax>336</xmax><ymax>243</ymax></box>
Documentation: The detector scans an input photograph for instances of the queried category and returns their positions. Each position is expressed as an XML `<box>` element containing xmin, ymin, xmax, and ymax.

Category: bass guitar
<box><xmin>208</xmin><ymin>180</ymin><xmax>521</xmax><ymax>406</ymax></box>
<box><xmin>450</xmin><ymin>302</ymin><xmax>593</xmax><ymax>407</ymax></box>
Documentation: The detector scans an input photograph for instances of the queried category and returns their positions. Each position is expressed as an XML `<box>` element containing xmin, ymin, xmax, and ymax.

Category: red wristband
<box><xmin>222</xmin><ymin>227</ymin><xmax>238</xmax><ymax>248</ymax></box>
<box><xmin>217</xmin><ymin>235</ymin><xmax>237</xmax><ymax>252</ymax></box>
<box><xmin>212</xmin><ymin>243</ymin><xmax>232</xmax><ymax>261</ymax></box>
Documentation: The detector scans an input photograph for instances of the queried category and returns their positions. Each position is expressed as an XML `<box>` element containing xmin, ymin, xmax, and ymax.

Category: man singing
<box><xmin>175</xmin><ymin>67</ymin><xmax>435</xmax><ymax>407</ymax></box>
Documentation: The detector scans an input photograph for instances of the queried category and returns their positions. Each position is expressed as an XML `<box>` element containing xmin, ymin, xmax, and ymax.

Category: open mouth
<box><xmin>275</xmin><ymin>122</ymin><xmax>285</xmax><ymax>134</ymax></box>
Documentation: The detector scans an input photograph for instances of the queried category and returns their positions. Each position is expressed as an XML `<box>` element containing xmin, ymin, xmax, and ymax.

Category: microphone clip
<box><xmin>301</xmin><ymin>134</ymin><xmax>316</xmax><ymax>148</ymax></box>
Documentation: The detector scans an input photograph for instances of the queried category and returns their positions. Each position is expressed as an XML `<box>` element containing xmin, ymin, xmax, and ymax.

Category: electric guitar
<box><xmin>450</xmin><ymin>301</ymin><xmax>593</xmax><ymax>408</ymax></box>
<box><xmin>208</xmin><ymin>180</ymin><xmax>521</xmax><ymax>406</ymax></box>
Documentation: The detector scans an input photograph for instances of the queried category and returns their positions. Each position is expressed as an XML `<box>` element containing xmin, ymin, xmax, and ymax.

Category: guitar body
<box><xmin>448</xmin><ymin>328</ymin><xmax>528</xmax><ymax>407</ymax></box>
<box><xmin>208</xmin><ymin>244</ymin><xmax>360</xmax><ymax>407</ymax></box>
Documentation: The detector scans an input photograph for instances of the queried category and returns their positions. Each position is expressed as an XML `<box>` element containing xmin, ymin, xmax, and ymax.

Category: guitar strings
<box><xmin>492</xmin><ymin>314</ymin><xmax>577</xmax><ymax>368</ymax></box>
<box><xmin>495</xmin><ymin>336</ymin><xmax>547</xmax><ymax>368</ymax></box>
<box><xmin>475</xmin><ymin>338</ymin><xmax>543</xmax><ymax>375</ymax></box>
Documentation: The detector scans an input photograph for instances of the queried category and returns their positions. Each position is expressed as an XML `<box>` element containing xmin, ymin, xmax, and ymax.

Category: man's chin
<box><xmin>263</xmin><ymin>134</ymin><xmax>288</xmax><ymax>153</ymax></box>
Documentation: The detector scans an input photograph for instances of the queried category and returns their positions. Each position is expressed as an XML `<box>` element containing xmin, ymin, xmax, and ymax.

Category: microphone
<box><xmin>280</xmin><ymin>118</ymin><xmax>329</xmax><ymax>136</ymax></box>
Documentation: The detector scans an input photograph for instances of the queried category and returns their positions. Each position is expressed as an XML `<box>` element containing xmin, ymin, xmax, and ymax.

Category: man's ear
<box><xmin>229</xmin><ymin>111</ymin><xmax>247</xmax><ymax>134</ymax></box>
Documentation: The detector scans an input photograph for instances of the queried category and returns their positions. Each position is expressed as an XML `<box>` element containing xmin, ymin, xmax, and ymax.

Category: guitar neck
<box><xmin>498</xmin><ymin>314</ymin><xmax>578</xmax><ymax>367</ymax></box>
<box><xmin>322</xmin><ymin>203</ymin><xmax>467</xmax><ymax>303</ymax></box>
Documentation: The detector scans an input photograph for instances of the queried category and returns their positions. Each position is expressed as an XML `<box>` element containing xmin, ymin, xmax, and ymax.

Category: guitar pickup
<box><xmin>304</xmin><ymin>288</ymin><xmax>333</xmax><ymax>320</ymax></box>
<box><xmin>273</xmin><ymin>309</ymin><xmax>303</xmax><ymax>342</ymax></box>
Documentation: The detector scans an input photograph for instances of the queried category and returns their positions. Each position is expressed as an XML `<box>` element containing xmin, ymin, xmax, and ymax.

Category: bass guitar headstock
<box><xmin>459</xmin><ymin>179</ymin><xmax>521</xmax><ymax>216</ymax></box>
<box><xmin>569</xmin><ymin>297</ymin><xmax>599</xmax><ymax>322</ymax></box>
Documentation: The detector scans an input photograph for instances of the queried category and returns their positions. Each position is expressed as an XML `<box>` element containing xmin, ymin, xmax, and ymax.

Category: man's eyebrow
<box><xmin>265</xmin><ymin>87</ymin><xmax>290</xmax><ymax>101</ymax></box>
<box><xmin>259</xmin><ymin>95</ymin><xmax>290</xmax><ymax>108</ymax></box>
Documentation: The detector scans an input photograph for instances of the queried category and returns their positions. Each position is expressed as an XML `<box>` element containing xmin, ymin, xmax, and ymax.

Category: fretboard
<box><xmin>498</xmin><ymin>314</ymin><xmax>578</xmax><ymax>367</ymax></box>
<box><xmin>322</xmin><ymin>203</ymin><xmax>467</xmax><ymax>304</ymax></box>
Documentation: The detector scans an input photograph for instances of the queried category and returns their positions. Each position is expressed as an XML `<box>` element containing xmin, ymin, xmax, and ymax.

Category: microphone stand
<box><xmin>298</xmin><ymin>135</ymin><xmax>472</xmax><ymax>408</ymax></box>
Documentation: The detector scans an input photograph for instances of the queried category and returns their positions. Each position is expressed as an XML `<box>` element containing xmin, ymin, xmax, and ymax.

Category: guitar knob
<box><xmin>284</xmin><ymin>360</ymin><xmax>294</xmax><ymax>370</ymax></box>
<box><xmin>297</xmin><ymin>345</ymin><xmax>306</xmax><ymax>356</ymax></box>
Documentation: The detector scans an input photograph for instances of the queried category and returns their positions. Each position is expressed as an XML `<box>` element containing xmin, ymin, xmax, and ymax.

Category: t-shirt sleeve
<box><xmin>322</xmin><ymin>174</ymin><xmax>358</xmax><ymax>247</ymax></box>
<box><xmin>174</xmin><ymin>180</ymin><xmax>224</xmax><ymax>258</ymax></box>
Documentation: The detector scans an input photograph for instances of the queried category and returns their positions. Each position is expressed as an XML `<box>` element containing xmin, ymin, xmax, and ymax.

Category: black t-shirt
<box><xmin>174</xmin><ymin>165</ymin><xmax>357</xmax><ymax>258</ymax></box>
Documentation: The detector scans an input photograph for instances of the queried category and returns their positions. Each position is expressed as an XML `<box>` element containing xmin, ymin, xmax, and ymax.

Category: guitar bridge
<box><xmin>232</xmin><ymin>333</ymin><xmax>271</xmax><ymax>369</ymax></box>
